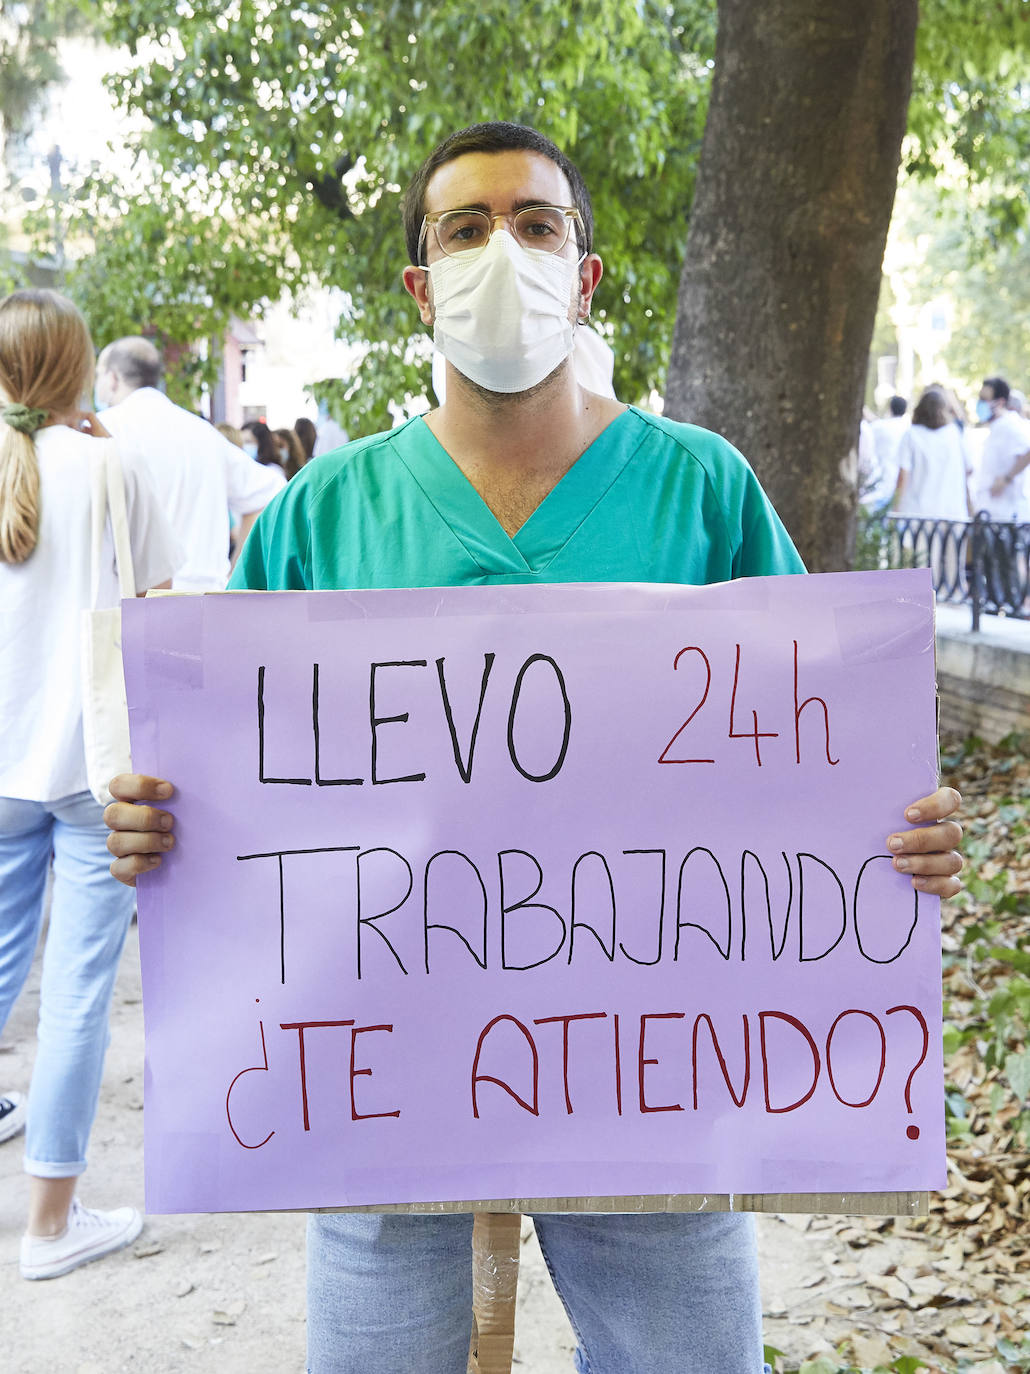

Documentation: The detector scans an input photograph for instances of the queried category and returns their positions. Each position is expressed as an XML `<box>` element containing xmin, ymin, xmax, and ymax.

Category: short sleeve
<box><xmin>732</xmin><ymin>465</ymin><xmax>807</xmax><ymax>578</ymax></box>
<box><xmin>223</xmin><ymin>438</ymin><xmax>287</xmax><ymax>515</ymax></box>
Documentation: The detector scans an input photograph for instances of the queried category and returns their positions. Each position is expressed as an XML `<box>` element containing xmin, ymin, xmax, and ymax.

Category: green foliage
<box><xmin>0</xmin><ymin>1</ymin><xmax>91</xmax><ymax>144</ymax></box>
<box><xmin>944</xmin><ymin>736</ymin><xmax>1030</xmax><ymax>1146</ymax></box>
<box><xmin>885</xmin><ymin>178</ymin><xmax>1030</xmax><ymax>395</ymax></box>
<box><xmin>909</xmin><ymin>0</ymin><xmax>1030</xmax><ymax>226</ymax></box>
<box><xmin>0</xmin><ymin>235</ymin><xmax>24</xmax><ymax>297</ymax></box>
<box><xmin>25</xmin><ymin>0</ymin><xmax>1027</xmax><ymax>427</ymax></box>
<box><xmin>852</xmin><ymin>508</ymin><xmax>890</xmax><ymax>572</ymax></box>
<box><xmin>23</xmin><ymin>163</ymin><xmax>300</xmax><ymax>400</ymax></box>
<box><xmin>70</xmin><ymin>0</ymin><xmax>715</xmax><ymax>429</ymax></box>
<box><xmin>996</xmin><ymin>1336</ymin><xmax>1030</xmax><ymax>1370</ymax></box>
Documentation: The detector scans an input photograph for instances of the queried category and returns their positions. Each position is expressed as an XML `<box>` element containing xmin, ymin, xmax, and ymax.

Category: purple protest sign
<box><xmin>122</xmin><ymin>568</ymin><xmax>944</xmax><ymax>1214</ymax></box>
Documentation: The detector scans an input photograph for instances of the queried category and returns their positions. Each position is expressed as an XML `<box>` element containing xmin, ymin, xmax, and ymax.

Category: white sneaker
<box><xmin>0</xmin><ymin>1091</ymin><xmax>26</xmax><ymax>1143</ymax></box>
<box><xmin>20</xmin><ymin>1198</ymin><xmax>144</xmax><ymax>1280</ymax></box>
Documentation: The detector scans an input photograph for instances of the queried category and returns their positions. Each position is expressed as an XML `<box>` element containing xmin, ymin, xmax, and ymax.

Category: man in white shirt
<box><xmin>863</xmin><ymin>395</ymin><xmax>909</xmax><ymax>510</ymax></box>
<box><xmin>974</xmin><ymin>376</ymin><xmax>1030</xmax><ymax>522</ymax></box>
<box><xmin>96</xmin><ymin>338</ymin><xmax>283</xmax><ymax>590</ymax></box>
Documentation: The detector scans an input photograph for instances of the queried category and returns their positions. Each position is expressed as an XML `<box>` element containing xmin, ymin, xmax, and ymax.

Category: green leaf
<box><xmin>1004</xmin><ymin>1049</ymin><xmax>1030</xmax><ymax>1103</ymax></box>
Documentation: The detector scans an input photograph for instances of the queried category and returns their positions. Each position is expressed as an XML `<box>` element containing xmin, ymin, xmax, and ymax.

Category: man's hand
<box><xmin>104</xmin><ymin>774</ymin><xmax>176</xmax><ymax>886</ymax></box>
<box><xmin>104</xmin><ymin>777</ymin><xmax>966</xmax><ymax>898</ymax></box>
<box><xmin>887</xmin><ymin>786</ymin><xmax>964</xmax><ymax>898</ymax></box>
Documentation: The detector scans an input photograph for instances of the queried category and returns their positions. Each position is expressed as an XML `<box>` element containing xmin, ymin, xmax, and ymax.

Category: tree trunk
<box><xmin>664</xmin><ymin>0</ymin><xmax>917</xmax><ymax>572</ymax></box>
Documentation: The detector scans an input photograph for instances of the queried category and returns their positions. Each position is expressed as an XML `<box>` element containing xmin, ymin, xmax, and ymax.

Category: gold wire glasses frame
<box><xmin>418</xmin><ymin>205</ymin><xmax>584</xmax><ymax>264</ymax></box>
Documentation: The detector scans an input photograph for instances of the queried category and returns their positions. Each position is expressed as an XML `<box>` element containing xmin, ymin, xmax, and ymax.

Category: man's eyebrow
<box><xmin>428</xmin><ymin>198</ymin><xmax>559</xmax><ymax>215</ymax></box>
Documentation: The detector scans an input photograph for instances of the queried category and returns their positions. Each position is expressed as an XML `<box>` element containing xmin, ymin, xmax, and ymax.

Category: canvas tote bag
<box><xmin>81</xmin><ymin>441</ymin><xmax>136</xmax><ymax>807</ymax></box>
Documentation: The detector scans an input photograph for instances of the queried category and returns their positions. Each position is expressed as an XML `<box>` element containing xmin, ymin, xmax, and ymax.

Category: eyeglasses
<box><xmin>419</xmin><ymin>205</ymin><xmax>584</xmax><ymax>263</ymax></box>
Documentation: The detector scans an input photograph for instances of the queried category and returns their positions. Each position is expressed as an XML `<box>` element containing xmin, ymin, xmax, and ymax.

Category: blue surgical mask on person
<box><xmin>975</xmin><ymin>399</ymin><xmax>994</xmax><ymax>423</ymax></box>
<box><xmin>242</xmin><ymin>440</ymin><xmax>258</xmax><ymax>459</ymax></box>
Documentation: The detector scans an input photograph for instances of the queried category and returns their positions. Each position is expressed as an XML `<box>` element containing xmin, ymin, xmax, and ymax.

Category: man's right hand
<box><xmin>104</xmin><ymin>774</ymin><xmax>176</xmax><ymax>886</ymax></box>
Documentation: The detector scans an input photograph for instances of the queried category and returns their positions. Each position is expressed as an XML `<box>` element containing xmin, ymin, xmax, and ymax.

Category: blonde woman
<box><xmin>0</xmin><ymin>289</ymin><xmax>175</xmax><ymax>1278</ymax></box>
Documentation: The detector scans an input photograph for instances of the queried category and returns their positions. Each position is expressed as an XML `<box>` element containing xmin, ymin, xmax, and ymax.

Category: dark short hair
<box><xmin>983</xmin><ymin>376</ymin><xmax>1010</xmax><ymax>402</ymax></box>
<box><xmin>242</xmin><ymin>418</ymin><xmax>280</xmax><ymax>467</ymax></box>
<box><xmin>912</xmin><ymin>387</ymin><xmax>949</xmax><ymax>430</ymax></box>
<box><xmin>401</xmin><ymin>121</ymin><xmax>594</xmax><ymax>266</ymax></box>
<box><xmin>888</xmin><ymin>395</ymin><xmax>907</xmax><ymax>417</ymax></box>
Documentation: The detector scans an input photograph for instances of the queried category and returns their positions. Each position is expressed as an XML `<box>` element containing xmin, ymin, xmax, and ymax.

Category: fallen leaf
<box><xmin>847</xmin><ymin>1332</ymin><xmax>893</xmax><ymax>1368</ymax></box>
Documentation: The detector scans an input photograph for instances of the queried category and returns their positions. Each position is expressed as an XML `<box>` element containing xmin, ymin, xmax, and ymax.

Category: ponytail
<box><xmin>0</xmin><ymin>424</ymin><xmax>42</xmax><ymax>563</ymax></box>
<box><xmin>0</xmin><ymin>288</ymin><xmax>95</xmax><ymax>564</ymax></box>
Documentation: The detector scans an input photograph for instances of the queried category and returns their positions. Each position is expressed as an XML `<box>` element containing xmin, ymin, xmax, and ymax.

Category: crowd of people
<box><xmin>0</xmin><ymin>118</ymin><xmax>968</xmax><ymax>1372</ymax></box>
<box><xmin>860</xmin><ymin>377</ymin><xmax>1030</xmax><ymax>524</ymax></box>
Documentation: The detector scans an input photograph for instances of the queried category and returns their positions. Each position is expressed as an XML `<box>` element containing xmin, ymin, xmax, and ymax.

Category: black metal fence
<box><xmin>863</xmin><ymin>512</ymin><xmax>1030</xmax><ymax>632</ymax></box>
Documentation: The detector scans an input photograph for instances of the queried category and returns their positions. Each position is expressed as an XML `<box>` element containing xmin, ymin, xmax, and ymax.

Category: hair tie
<box><xmin>1</xmin><ymin>402</ymin><xmax>48</xmax><ymax>435</ymax></box>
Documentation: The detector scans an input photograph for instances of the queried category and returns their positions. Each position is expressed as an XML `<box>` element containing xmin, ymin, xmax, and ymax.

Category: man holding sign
<box><xmin>106</xmin><ymin>123</ymin><xmax>963</xmax><ymax>1374</ymax></box>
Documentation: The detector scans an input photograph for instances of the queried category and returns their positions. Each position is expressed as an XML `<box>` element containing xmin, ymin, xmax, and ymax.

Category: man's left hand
<box><xmin>887</xmin><ymin>787</ymin><xmax>964</xmax><ymax>898</ymax></box>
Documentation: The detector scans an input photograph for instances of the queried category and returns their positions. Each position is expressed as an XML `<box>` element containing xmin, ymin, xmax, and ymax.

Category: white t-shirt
<box><xmin>0</xmin><ymin>424</ymin><xmax>177</xmax><ymax>802</ymax></box>
<box><xmin>863</xmin><ymin>413</ymin><xmax>909</xmax><ymax>508</ymax></box>
<box><xmin>101</xmin><ymin>388</ymin><xmax>283</xmax><ymax>590</ymax></box>
<box><xmin>974</xmin><ymin>410</ymin><xmax>1030</xmax><ymax>521</ymax></box>
<box><xmin>895</xmin><ymin>423</ymin><xmax>970</xmax><ymax>522</ymax></box>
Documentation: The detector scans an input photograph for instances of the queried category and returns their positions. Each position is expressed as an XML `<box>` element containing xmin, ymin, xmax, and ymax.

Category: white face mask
<box><xmin>428</xmin><ymin>230</ymin><xmax>581</xmax><ymax>394</ymax></box>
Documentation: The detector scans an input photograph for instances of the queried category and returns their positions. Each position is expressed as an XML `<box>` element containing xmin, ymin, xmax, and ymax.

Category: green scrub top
<box><xmin>229</xmin><ymin>405</ymin><xmax>805</xmax><ymax>592</ymax></box>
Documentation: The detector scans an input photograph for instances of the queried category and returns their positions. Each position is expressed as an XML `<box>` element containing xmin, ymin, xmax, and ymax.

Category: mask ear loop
<box><xmin>575</xmin><ymin>244</ymin><xmax>592</xmax><ymax>322</ymax></box>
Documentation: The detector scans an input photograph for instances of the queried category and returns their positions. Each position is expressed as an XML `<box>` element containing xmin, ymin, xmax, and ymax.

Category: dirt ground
<box><xmin>0</xmin><ymin>919</ymin><xmax>1022</xmax><ymax>1373</ymax></box>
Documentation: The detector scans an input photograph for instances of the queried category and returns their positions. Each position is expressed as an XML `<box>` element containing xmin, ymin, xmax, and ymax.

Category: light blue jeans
<box><xmin>307</xmin><ymin>1210</ymin><xmax>765</xmax><ymax>1373</ymax></box>
<box><xmin>0</xmin><ymin>792</ymin><xmax>135</xmax><ymax>1176</ymax></box>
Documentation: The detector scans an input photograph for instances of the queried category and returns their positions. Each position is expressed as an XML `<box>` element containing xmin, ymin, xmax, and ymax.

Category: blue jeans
<box><xmin>0</xmin><ymin>792</ymin><xmax>135</xmax><ymax>1176</ymax></box>
<box><xmin>307</xmin><ymin>1210</ymin><xmax>764</xmax><ymax>1373</ymax></box>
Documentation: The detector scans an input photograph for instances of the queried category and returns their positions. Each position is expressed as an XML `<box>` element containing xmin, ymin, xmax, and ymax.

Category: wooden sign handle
<box><xmin>467</xmin><ymin>1212</ymin><xmax>523</xmax><ymax>1374</ymax></box>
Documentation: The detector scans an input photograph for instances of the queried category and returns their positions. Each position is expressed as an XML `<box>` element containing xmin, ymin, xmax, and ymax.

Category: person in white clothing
<box><xmin>312</xmin><ymin>399</ymin><xmax>350</xmax><ymax>457</ymax></box>
<box><xmin>974</xmin><ymin>376</ymin><xmax>1030</xmax><ymax>522</ymax></box>
<box><xmin>95</xmin><ymin>338</ymin><xmax>283</xmax><ymax>589</ymax></box>
<box><xmin>0</xmin><ymin>289</ymin><xmax>177</xmax><ymax>1278</ymax></box>
<box><xmin>892</xmin><ymin>386</ymin><xmax>971</xmax><ymax>522</ymax></box>
<box><xmin>862</xmin><ymin>395</ymin><xmax>909</xmax><ymax>510</ymax></box>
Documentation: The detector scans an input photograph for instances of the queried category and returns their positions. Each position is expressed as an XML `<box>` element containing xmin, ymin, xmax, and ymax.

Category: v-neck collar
<box><xmin>391</xmin><ymin>409</ymin><xmax>642</xmax><ymax>576</ymax></box>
